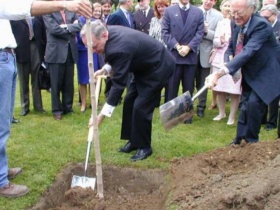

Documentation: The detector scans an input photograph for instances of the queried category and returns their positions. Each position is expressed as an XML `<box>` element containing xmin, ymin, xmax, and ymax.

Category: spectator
<box><xmin>260</xmin><ymin>4</ymin><xmax>280</xmax><ymax>131</ymax></box>
<box><xmin>210</xmin><ymin>0</ymin><xmax>241</xmax><ymax>125</ymax></box>
<box><xmin>76</xmin><ymin>2</ymin><xmax>105</xmax><ymax>112</ymax></box>
<box><xmin>134</xmin><ymin>0</ymin><xmax>154</xmax><ymax>34</ymax></box>
<box><xmin>207</xmin><ymin>0</ymin><xmax>280</xmax><ymax>145</ymax></box>
<box><xmin>84</xmin><ymin>20</ymin><xmax>175</xmax><ymax>161</ymax></box>
<box><xmin>171</xmin><ymin>0</ymin><xmax>179</xmax><ymax>6</ymax></box>
<box><xmin>162</xmin><ymin>0</ymin><xmax>205</xmax><ymax>123</ymax></box>
<box><xmin>43</xmin><ymin>7</ymin><xmax>82</xmax><ymax>120</ymax></box>
<box><xmin>0</xmin><ymin>0</ymin><xmax>92</xmax><ymax>198</ymax></box>
<box><xmin>10</xmin><ymin>16</ymin><xmax>46</xmax><ymax>116</ymax></box>
<box><xmin>101</xmin><ymin>0</ymin><xmax>112</xmax><ymax>23</ymax></box>
<box><xmin>195</xmin><ymin>0</ymin><xmax>223</xmax><ymax>118</ymax></box>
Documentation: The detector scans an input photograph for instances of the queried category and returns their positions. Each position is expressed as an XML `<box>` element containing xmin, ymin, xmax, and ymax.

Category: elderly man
<box><xmin>0</xmin><ymin>0</ymin><xmax>91</xmax><ymax>198</ymax></box>
<box><xmin>83</xmin><ymin>20</ymin><xmax>175</xmax><ymax>161</ymax></box>
<box><xmin>207</xmin><ymin>0</ymin><xmax>280</xmax><ymax>145</ymax></box>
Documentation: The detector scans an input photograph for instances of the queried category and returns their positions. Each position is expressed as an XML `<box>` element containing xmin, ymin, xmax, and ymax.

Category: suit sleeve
<box><xmin>187</xmin><ymin>11</ymin><xmax>204</xmax><ymax>52</ymax></box>
<box><xmin>106</xmin><ymin>52</ymin><xmax>132</xmax><ymax>106</ymax></box>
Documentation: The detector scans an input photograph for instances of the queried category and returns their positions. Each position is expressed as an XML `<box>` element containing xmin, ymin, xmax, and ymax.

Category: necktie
<box><xmin>182</xmin><ymin>6</ymin><xmax>186</xmax><ymax>11</ymax></box>
<box><xmin>26</xmin><ymin>18</ymin><xmax>34</xmax><ymax>40</ymax></box>
<box><xmin>233</xmin><ymin>27</ymin><xmax>244</xmax><ymax>83</ymax></box>
<box><xmin>204</xmin><ymin>11</ymin><xmax>207</xmax><ymax>21</ymax></box>
<box><xmin>143</xmin><ymin>10</ymin><xmax>146</xmax><ymax>17</ymax></box>
<box><xmin>60</xmin><ymin>11</ymin><xmax>66</xmax><ymax>23</ymax></box>
<box><xmin>125</xmin><ymin>11</ymin><xmax>131</xmax><ymax>27</ymax></box>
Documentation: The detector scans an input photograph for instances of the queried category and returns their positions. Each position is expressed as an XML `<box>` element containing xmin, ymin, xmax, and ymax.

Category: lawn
<box><xmin>0</xmin><ymin>77</ymin><xmax>276</xmax><ymax>210</ymax></box>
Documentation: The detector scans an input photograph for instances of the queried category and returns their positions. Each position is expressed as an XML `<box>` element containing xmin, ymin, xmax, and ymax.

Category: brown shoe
<box><xmin>0</xmin><ymin>183</ymin><xmax>29</xmax><ymax>198</ymax></box>
<box><xmin>53</xmin><ymin>114</ymin><xmax>62</xmax><ymax>120</ymax></box>
<box><xmin>8</xmin><ymin>168</ymin><xmax>22</xmax><ymax>179</ymax></box>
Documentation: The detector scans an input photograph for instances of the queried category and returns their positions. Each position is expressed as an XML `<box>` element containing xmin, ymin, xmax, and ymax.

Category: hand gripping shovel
<box><xmin>159</xmin><ymin>84</ymin><xmax>208</xmax><ymax>131</ymax></box>
<box><xmin>71</xmin><ymin>18</ymin><xmax>104</xmax><ymax>198</ymax></box>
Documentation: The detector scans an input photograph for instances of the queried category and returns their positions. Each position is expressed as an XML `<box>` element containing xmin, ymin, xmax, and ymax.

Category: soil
<box><xmin>29</xmin><ymin>138</ymin><xmax>280</xmax><ymax>210</ymax></box>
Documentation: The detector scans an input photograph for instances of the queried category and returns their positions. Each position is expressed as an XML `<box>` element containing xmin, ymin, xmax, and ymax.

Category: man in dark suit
<box><xmin>133</xmin><ymin>0</ymin><xmax>154</xmax><ymax>34</ymax></box>
<box><xmin>43</xmin><ymin>10</ymin><xmax>81</xmax><ymax>120</ymax></box>
<box><xmin>10</xmin><ymin>16</ymin><xmax>46</xmax><ymax>116</ymax></box>
<box><xmin>162</xmin><ymin>0</ymin><xmax>204</xmax><ymax>123</ymax></box>
<box><xmin>207</xmin><ymin>0</ymin><xmax>280</xmax><ymax>144</ymax></box>
<box><xmin>83</xmin><ymin>20</ymin><xmax>175</xmax><ymax>161</ymax></box>
<box><xmin>260</xmin><ymin>5</ymin><xmax>280</xmax><ymax>131</ymax></box>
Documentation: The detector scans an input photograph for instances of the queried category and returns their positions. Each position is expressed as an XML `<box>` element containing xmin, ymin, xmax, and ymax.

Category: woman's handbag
<box><xmin>38</xmin><ymin>62</ymin><xmax>51</xmax><ymax>90</ymax></box>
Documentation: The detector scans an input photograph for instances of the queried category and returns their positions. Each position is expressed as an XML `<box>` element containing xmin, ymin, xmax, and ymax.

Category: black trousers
<box><xmin>120</xmin><ymin>81</ymin><xmax>161</xmax><ymax>148</ymax></box>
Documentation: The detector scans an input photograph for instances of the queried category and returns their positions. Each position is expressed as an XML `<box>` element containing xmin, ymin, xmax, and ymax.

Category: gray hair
<box><xmin>262</xmin><ymin>0</ymin><xmax>277</xmax><ymax>6</ymax></box>
<box><xmin>247</xmin><ymin>0</ymin><xmax>260</xmax><ymax>13</ymax></box>
<box><xmin>80</xmin><ymin>19</ymin><xmax>108</xmax><ymax>39</ymax></box>
<box><xmin>261</xmin><ymin>4</ymin><xmax>279</xmax><ymax>15</ymax></box>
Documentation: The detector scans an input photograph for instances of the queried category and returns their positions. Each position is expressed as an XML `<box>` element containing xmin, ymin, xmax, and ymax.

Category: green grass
<box><xmin>0</xmin><ymin>80</ymin><xmax>277</xmax><ymax>210</ymax></box>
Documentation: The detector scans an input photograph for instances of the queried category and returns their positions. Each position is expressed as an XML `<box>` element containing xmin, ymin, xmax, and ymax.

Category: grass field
<box><xmin>0</xmin><ymin>78</ymin><xmax>276</xmax><ymax>210</ymax></box>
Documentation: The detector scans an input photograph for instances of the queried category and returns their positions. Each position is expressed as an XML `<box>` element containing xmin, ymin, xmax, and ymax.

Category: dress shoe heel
<box><xmin>118</xmin><ymin>141</ymin><xmax>137</xmax><ymax>153</ymax></box>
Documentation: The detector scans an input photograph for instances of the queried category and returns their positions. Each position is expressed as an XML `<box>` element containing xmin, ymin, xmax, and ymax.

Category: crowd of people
<box><xmin>0</xmin><ymin>0</ymin><xmax>279</xmax><ymax>199</ymax></box>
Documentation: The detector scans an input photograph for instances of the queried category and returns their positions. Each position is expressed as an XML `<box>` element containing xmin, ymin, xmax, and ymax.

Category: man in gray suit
<box><xmin>195</xmin><ymin>0</ymin><xmax>223</xmax><ymax>117</ymax></box>
<box><xmin>43</xmin><ymin>11</ymin><xmax>82</xmax><ymax>120</ymax></box>
<box><xmin>162</xmin><ymin>0</ymin><xmax>204</xmax><ymax>123</ymax></box>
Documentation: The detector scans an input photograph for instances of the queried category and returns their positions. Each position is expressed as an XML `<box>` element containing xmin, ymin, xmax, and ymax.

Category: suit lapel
<box><xmin>173</xmin><ymin>6</ymin><xmax>184</xmax><ymax>30</ymax></box>
<box><xmin>181</xmin><ymin>6</ymin><xmax>195</xmax><ymax>35</ymax></box>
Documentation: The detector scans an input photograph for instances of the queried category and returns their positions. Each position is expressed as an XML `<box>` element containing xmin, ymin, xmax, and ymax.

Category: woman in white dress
<box><xmin>210</xmin><ymin>0</ymin><xmax>241</xmax><ymax>125</ymax></box>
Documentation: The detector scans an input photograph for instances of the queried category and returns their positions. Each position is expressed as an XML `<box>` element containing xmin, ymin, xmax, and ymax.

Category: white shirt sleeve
<box><xmin>100</xmin><ymin>102</ymin><xmax>115</xmax><ymax>117</ymax></box>
<box><xmin>103</xmin><ymin>63</ymin><xmax>112</xmax><ymax>75</ymax></box>
<box><xmin>0</xmin><ymin>0</ymin><xmax>34</xmax><ymax>20</ymax></box>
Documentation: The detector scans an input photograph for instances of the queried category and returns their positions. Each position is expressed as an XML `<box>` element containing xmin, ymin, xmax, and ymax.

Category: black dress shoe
<box><xmin>229</xmin><ymin>138</ymin><xmax>241</xmax><ymax>145</ymax></box>
<box><xmin>131</xmin><ymin>148</ymin><xmax>153</xmax><ymax>161</ymax></box>
<box><xmin>12</xmin><ymin>117</ymin><xmax>20</xmax><ymax>124</ymax></box>
<box><xmin>118</xmin><ymin>141</ymin><xmax>137</xmax><ymax>153</ymax></box>
<box><xmin>20</xmin><ymin>110</ymin><xmax>30</xmax><ymax>116</ymax></box>
<box><xmin>185</xmin><ymin>117</ymin><xmax>192</xmax><ymax>124</ymax></box>
<box><xmin>197</xmin><ymin>110</ymin><xmax>204</xmax><ymax>118</ymax></box>
<box><xmin>266</xmin><ymin>125</ymin><xmax>276</xmax><ymax>131</ymax></box>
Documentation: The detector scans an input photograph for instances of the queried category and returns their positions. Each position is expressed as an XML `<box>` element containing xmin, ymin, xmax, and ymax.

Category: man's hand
<box><xmin>205</xmin><ymin>72</ymin><xmax>218</xmax><ymax>89</ymax></box>
<box><xmin>178</xmin><ymin>45</ymin><xmax>190</xmax><ymax>57</ymax></box>
<box><xmin>94</xmin><ymin>68</ymin><xmax>108</xmax><ymax>80</ymax></box>
<box><xmin>88</xmin><ymin>114</ymin><xmax>105</xmax><ymax>127</ymax></box>
<box><xmin>66</xmin><ymin>0</ymin><xmax>92</xmax><ymax>18</ymax></box>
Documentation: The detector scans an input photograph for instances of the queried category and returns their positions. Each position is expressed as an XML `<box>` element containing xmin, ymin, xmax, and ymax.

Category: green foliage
<box><xmin>0</xmin><ymin>77</ymin><xmax>276</xmax><ymax>210</ymax></box>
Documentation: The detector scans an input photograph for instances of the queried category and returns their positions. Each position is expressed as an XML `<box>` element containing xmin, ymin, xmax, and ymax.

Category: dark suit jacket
<box><xmin>272</xmin><ymin>19</ymin><xmax>280</xmax><ymax>42</ymax></box>
<box><xmin>107</xmin><ymin>8</ymin><xmax>135</xmax><ymax>29</ymax></box>
<box><xmin>225</xmin><ymin>15</ymin><xmax>280</xmax><ymax>105</ymax></box>
<box><xmin>104</xmin><ymin>26</ymin><xmax>175</xmax><ymax>106</ymax></box>
<box><xmin>133</xmin><ymin>8</ymin><xmax>154</xmax><ymax>34</ymax></box>
<box><xmin>162</xmin><ymin>5</ymin><xmax>204</xmax><ymax>65</ymax></box>
<box><xmin>10</xmin><ymin>16</ymin><xmax>46</xmax><ymax>63</ymax></box>
<box><xmin>43</xmin><ymin>11</ymin><xmax>81</xmax><ymax>63</ymax></box>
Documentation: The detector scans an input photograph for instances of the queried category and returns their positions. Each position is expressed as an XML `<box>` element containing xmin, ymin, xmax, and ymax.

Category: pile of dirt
<box><xmin>30</xmin><ymin>139</ymin><xmax>280</xmax><ymax>210</ymax></box>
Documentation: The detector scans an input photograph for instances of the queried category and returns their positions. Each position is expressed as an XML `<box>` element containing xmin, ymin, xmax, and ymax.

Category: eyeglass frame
<box><xmin>229</xmin><ymin>6</ymin><xmax>251</xmax><ymax>16</ymax></box>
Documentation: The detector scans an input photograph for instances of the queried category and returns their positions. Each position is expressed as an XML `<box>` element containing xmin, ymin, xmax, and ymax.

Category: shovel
<box><xmin>71</xmin><ymin>18</ymin><xmax>104</xmax><ymax>198</ymax></box>
<box><xmin>159</xmin><ymin>84</ymin><xmax>208</xmax><ymax>131</ymax></box>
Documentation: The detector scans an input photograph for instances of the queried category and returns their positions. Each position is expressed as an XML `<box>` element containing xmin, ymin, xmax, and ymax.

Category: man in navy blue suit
<box><xmin>207</xmin><ymin>0</ymin><xmax>280</xmax><ymax>144</ymax></box>
<box><xmin>260</xmin><ymin>5</ymin><xmax>280</xmax><ymax>132</ymax></box>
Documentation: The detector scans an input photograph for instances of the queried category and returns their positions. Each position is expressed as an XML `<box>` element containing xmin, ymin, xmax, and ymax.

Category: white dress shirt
<box><xmin>0</xmin><ymin>0</ymin><xmax>34</xmax><ymax>49</ymax></box>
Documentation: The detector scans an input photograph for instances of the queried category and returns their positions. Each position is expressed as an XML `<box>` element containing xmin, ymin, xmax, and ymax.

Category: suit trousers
<box><xmin>195</xmin><ymin>58</ymin><xmax>210</xmax><ymax>111</ymax></box>
<box><xmin>167</xmin><ymin>64</ymin><xmax>196</xmax><ymax>101</ymax></box>
<box><xmin>236</xmin><ymin>80</ymin><xmax>267</xmax><ymax>142</ymax></box>
<box><xmin>120</xmin><ymin>81</ymin><xmax>161</xmax><ymax>148</ymax></box>
<box><xmin>48</xmin><ymin>50</ymin><xmax>74</xmax><ymax>115</ymax></box>
<box><xmin>266</xmin><ymin>96</ymin><xmax>280</xmax><ymax>128</ymax></box>
<box><xmin>17</xmin><ymin>41</ymin><xmax>43</xmax><ymax>112</ymax></box>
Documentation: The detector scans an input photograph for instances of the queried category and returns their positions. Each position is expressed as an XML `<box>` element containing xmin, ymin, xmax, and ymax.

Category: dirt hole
<box><xmin>29</xmin><ymin>164</ymin><xmax>169</xmax><ymax>210</ymax></box>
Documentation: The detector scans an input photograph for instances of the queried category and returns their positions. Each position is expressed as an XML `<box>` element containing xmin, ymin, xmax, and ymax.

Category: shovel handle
<box><xmin>192</xmin><ymin>84</ymin><xmax>208</xmax><ymax>101</ymax></box>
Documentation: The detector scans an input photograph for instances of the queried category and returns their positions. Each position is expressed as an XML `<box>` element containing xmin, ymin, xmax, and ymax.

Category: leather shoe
<box><xmin>8</xmin><ymin>167</ymin><xmax>22</xmax><ymax>179</ymax></box>
<box><xmin>12</xmin><ymin>117</ymin><xmax>20</xmax><ymax>124</ymax></box>
<box><xmin>266</xmin><ymin>125</ymin><xmax>276</xmax><ymax>131</ymax></box>
<box><xmin>118</xmin><ymin>141</ymin><xmax>137</xmax><ymax>153</ymax></box>
<box><xmin>131</xmin><ymin>147</ymin><xmax>153</xmax><ymax>161</ymax></box>
<box><xmin>185</xmin><ymin>118</ymin><xmax>192</xmax><ymax>124</ymax></box>
<box><xmin>53</xmin><ymin>114</ymin><xmax>62</xmax><ymax>120</ymax></box>
<box><xmin>229</xmin><ymin>138</ymin><xmax>241</xmax><ymax>145</ymax></box>
<box><xmin>197</xmin><ymin>110</ymin><xmax>204</xmax><ymax>118</ymax></box>
<box><xmin>20</xmin><ymin>110</ymin><xmax>30</xmax><ymax>116</ymax></box>
<box><xmin>0</xmin><ymin>183</ymin><xmax>29</xmax><ymax>198</ymax></box>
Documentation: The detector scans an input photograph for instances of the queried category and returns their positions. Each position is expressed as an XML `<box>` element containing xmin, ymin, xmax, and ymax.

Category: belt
<box><xmin>0</xmin><ymin>48</ymin><xmax>14</xmax><ymax>54</ymax></box>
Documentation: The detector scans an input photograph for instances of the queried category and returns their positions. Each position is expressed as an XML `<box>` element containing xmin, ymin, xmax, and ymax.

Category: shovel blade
<box><xmin>160</xmin><ymin>91</ymin><xmax>194</xmax><ymax>131</ymax></box>
<box><xmin>71</xmin><ymin>175</ymin><xmax>96</xmax><ymax>190</ymax></box>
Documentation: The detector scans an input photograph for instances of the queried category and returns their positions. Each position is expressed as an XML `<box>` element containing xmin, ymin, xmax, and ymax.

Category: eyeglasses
<box><xmin>229</xmin><ymin>7</ymin><xmax>249</xmax><ymax>16</ymax></box>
